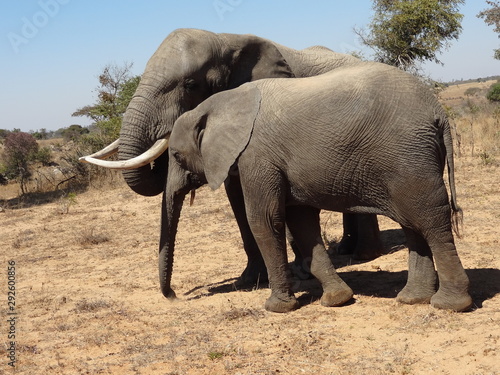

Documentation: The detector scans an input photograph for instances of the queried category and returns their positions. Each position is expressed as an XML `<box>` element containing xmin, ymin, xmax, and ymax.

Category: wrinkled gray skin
<box><xmin>168</xmin><ymin>62</ymin><xmax>472</xmax><ymax>313</ymax></box>
<box><xmin>118</xmin><ymin>29</ymin><xmax>382</xmax><ymax>293</ymax></box>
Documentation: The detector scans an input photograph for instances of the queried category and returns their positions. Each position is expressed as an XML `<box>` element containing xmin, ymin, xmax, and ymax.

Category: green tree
<box><xmin>73</xmin><ymin>62</ymin><xmax>140</xmax><ymax>152</ymax></box>
<box><xmin>478</xmin><ymin>1</ymin><xmax>500</xmax><ymax>59</ymax></box>
<box><xmin>2</xmin><ymin>132</ymin><xmax>39</xmax><ymax>194</ymax></box>
<box><xmin>116</xmin><ymin>75</ymin><xmax>141</xmax><ymax>114</ymax></box>
<box><xmin>0</xmin><ymin>129</ymin><xmax>11</xmax><ymax>141</ymax></box>
<box><xmin>32</xmin><ymin>128</ymin><xmax>48</xmax><ymax>140</ymax></box>
<box><xmin>61</xmin><ymin>124</ymin><xmax>90</xmax><ymax>142</ymax></box>
<box><xmin>68</xmin><ymin>63</ymin><xmax>141</xmax><ymax>187</ymax></box>
<box><xmin>356</xmin><ymin>0</ymin><xmax>464</xmax><ymax>72</ymax></box>
<box><xmin>34</xmin><ymin>146</ymin><xmax>52</xmax><ymax>166</ymax></box>
<box><xmin>487</xmin><ymin>81</ymin><xmax>500</xmax><ymax>101</ymax></box>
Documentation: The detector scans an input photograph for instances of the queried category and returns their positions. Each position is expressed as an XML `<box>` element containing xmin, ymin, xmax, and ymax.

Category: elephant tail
<box><xmin>441</xmin><ymin>115</ymin><xmax>463</xmax><ymax>238</ymax></box>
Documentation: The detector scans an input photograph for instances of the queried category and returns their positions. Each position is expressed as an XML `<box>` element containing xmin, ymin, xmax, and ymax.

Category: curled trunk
<box><xmin>121</xmin><ymin>155</ymin><xmax>168</xmax><ymax>196</ymax></box>
<box><xmin>118</xmin><ymin>94</ymin><xmax>169</xmax><ymax>196</ymax></box>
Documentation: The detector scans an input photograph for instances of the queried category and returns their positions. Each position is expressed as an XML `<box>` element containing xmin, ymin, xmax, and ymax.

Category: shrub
<box><xmin>2</xmin><ymin>132</ymin><xmax>39</xmax><ymax>194</ymax></box>
<box><xmin>34</xmin><ymin>146</ymin><xmax>52</xmax><ymax>165</ymax></box>
<box><xmin>464</xmin><ymin>87</ymin><xmax>481</xmax><ymax>97</ymax></box>
<box><xmin>486</xmin><ymin>82</ymin><xmax>500</xmax><ymax>102</ymax></box>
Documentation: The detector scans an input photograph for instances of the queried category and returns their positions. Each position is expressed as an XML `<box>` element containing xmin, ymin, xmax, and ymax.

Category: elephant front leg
<box><xmin>353</xmin><ymin>214</ymin><xmax>384</xmax><ymax>260</ymax></box>
<box><xmin>287</xmin><ymin>206</ymin><xmax>353</xmax><ymax>307</ymax></box>
<box><xmin>287</xmin><ymin>226</ymin><xmax>314</xmax><ymax>281</ymax></box>
<box><xmin>243</xmin><ymin>192</ymin><xmax>299</xmax><ymax>313</ymax></box>
<box><xmin>338</xmin><ymin>213</ymin><xmax>358</xmax><ymax>255</ymax></box>
<box><xmin>225</xmin><ymin>175</ymin><xmax>268</xmax><ymax>288</ymax></box>
<box><xmin>338</xmin><ymin>213</ymin><xmax>384</xmax><ymax>260</ymax></box>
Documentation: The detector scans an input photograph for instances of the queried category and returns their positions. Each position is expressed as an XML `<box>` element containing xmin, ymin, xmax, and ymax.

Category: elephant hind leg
<box><xmin>396</xmin><ymin>227</ymin><xmax>437</xmax><ymax>305</ymax></box>
<box><xmin>426</xmin><ymin>227</ymin><xmax>472</xmax><ymax>312</ymax></box>
<box><xmin>391</xmin><ymin>180</ymin><xmax>471</xmax><ymax>311</ymax></box>
<box><xmin>399</xmin><ymin>208</ymin><xmax>471</xmax><ymax>311</ymax></box>
<box><xmin>286</xmin><ymin>206</ymin><xmax>353</xmax><ymax>307</ymax></box>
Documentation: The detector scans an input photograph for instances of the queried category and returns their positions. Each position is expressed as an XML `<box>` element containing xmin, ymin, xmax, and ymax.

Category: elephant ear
<box><xmin>224</xmin><ymin>34</ymin><xmax>294</xmax><ymax>88</ymax></box>
<box><xmin>200</xmin><ymin>84</ymin><xmax>262</xmax><ymax>190</ymax></box>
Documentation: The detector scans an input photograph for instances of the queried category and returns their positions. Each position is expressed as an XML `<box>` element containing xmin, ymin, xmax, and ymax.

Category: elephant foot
<box><xmin>430</xmin><ymin>289</ymin><xmax>473</xmax><ymax>312</ymax></box>
<box><xmin>396</xmin><ymin>286</ymin><xmax>434</xmax><ymax>305</ymax></box>
<box><xmin>235</xmin><ymin>262</ymin><xmax>269</xmax><ymax>290</ymax></box>
<box><xmin>161</xmin><ymin>287</ymin><xmax>177</xmax><ymax>300</ymax></box>
<box><xmin>320</xmin><ymin>285</ymin><xmax>354</xmax><ymax>307</ymax></box>
<box><xmin>265</xmin><ymin>293</ymin><xmax>299</xmax><ymax>313</ymax></box>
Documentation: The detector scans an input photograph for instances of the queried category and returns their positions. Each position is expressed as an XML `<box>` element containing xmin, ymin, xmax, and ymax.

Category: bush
<box><xmin>464</xmin><ymin>87</ymin><xmax>481</xmax><ymax>97</ymax></box>
<box><xmin>34</xmin><ymin>146</ymin><xmax>52</xmax><ymax>166</ymax></box>
<box><xmin>62</xmin><ymin>125</ymin><xmax>89</xmax><ymax>142</ymax></box>
<box><xmin>2</xmin><ymin>132</ymin><xmax>39</xmax><ymax>193</ymax></box>
<box><xmin>487</xmin><ymin>82</ymin><xmax>500</xmax><ymax>102</ymax></box>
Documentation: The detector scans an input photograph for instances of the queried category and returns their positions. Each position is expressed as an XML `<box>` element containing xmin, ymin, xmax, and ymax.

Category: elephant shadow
<box><xmin>185</xmin><ymin>228</ymin><xmax>499</xmax><ymax>310</ymax></box>
<box><xmin>185</xmin><ymin>228</ymin><xmax>408</xmax><ymax>302</ymax></box>
<box><xmin>191</xmin><ymin>268</ymin><xmax>500</xmax><ymax>311</ymax></box>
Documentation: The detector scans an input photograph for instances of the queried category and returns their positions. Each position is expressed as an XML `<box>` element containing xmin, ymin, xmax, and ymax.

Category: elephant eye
<box><xmin>171</xmin><ymin>149</ymin><xmax>183</xmax><ymax>164</ymax></box>
<box><xmin>184</xmin><ymin>79</ymin><xmax>198</xmax><ymax>92</ymax></box>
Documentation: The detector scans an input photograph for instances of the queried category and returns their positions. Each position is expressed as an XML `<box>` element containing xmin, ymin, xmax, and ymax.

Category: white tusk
<box><xmin>82</xmin><ymin>139</ymin><xmax>120</xmax><ymax>160</ymax></box>
<box><xmin>79</xmin><ymin>138</ymin><xmax>169</xmax><ymax>170</ymax></box>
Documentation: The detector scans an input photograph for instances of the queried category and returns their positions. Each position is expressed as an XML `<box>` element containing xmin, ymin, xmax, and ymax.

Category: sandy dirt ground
<box><xmin>0</xmin><ymin>153</ymin><xmax>498</xmax><ymax>375</ymax></box>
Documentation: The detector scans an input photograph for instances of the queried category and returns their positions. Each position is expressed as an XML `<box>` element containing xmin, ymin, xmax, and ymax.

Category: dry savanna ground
<box><xmin>0</xmin><ymin>83</ymin><xmax>499</xmax><ymax>374</ymax></box>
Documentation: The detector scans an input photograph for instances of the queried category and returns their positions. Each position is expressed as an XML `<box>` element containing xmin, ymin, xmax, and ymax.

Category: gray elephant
<box><xmin>166</xmin><ymin>62</ymin><xmax>472</xmax><ymax>313</ymax></box>
<box><xmin>81</xmin><ymin>29</ymin><xmax>383</xmax><ymax>290</ymax></box>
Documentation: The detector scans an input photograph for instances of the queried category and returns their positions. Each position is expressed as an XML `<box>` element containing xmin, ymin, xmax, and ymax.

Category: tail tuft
<box><xmin>451</xmin><ymin>205</ymin><xmax>463</xmax><ymax>239</ymax></box>
<box><xmin>439</xmin><ymin>114</ymin><xmax>464</xmax><ymax>239</ymax></box>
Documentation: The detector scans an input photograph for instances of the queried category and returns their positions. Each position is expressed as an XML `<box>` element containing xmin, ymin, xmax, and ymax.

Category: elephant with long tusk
<box><xmin>80</xmin><ymin>28</ymin><xmax>384</xmax><ymax>295</ymax></box>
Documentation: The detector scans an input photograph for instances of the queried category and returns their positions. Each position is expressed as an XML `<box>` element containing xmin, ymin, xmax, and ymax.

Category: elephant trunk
<box><xmin>118</xmin><ymin>96</ymin><xmax>168</xmax><ymax>197</ymax></box>
<box><xmin>159</xmin><ymin>156</ymin><xmax>193</xmax><ymax>298</ymax></box>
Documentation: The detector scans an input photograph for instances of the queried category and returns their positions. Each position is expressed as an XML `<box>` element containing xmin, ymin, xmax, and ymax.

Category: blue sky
<box><xmin>1</xmin><ymin>0</ymin><xmax>499</xmax><ymax>133</ymax></box>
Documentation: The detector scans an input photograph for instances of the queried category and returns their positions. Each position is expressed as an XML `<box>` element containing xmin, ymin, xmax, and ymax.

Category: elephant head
<box><xmin>81</xmin><ymin>28</ymin><xmax>293</xmax><ymax>196</ymax></box>
<box><xmin>163</xmin><ymin>84</ymin><xmax>261</xmax><ymax>297</ymax></box>
<box><xmin>171</xmin><ymin>84</ymin><xmax>261</xmax><ymax>189</ymax></box>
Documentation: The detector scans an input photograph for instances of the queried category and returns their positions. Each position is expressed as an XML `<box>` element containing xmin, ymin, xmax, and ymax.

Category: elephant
<box><xmin>80</xmin><ymin>29</ymin><xmax>382</xmax><ymax>291</ymax></box>
<box><xmin>166</xmin><ymin>62</ymin><xmax>473</xmax><ymax>313</ymax></box>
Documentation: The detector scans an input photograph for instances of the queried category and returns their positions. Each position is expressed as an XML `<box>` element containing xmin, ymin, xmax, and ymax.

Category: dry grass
<box><xmin>76</xmin><ymin>227</ymin><xmax>111</xmax><ymax>247</ymax></box>
<box><xmin>1</xmin><ymin>82</ymin><xmax>499</xmax><ymax>374</ymax></box>
<box><xmin>2</xmin><ymin>152</ymin><xmax>499</xmax><ymax>374</ymax></box>
<box><xmin>440</xmin><ymin>80</ymin><xmax>500</xmax><ymax>161</ymax></box>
